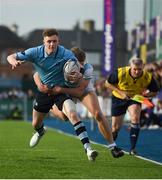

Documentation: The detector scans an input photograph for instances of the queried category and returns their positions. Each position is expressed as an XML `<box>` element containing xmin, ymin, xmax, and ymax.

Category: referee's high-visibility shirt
<box><xmin>107</xmin><ymin>66</ymin><xmax>159</xmax><ymax>99</ymax></box>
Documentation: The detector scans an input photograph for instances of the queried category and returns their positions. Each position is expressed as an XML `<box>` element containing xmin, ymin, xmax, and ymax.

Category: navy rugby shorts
<box><xmin>111</xmin><ymin>95</ymin><xmax>141</xmax><ymax>116</ymax></box>
<box><xmin>33</xmin><ymin>91</ymin><xmax>72</xmax><ymax>113</ymax></box>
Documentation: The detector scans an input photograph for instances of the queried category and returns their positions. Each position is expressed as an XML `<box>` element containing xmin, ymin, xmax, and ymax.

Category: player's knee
<box><xmin>62</xmin><ymin>99</ymin><xmax>76</xmax><ymax>115</ymax></box>
<box><xmin>68</xmin><ymin>111</ymin><xmax>78</xmax><ymax>121</ymax></box>
<box><xmin>131</xmin><ymin>115</ymin><xmax>140</xmax><ymax>123</ymax></box>
<box><xmin>62</xmin><ymin>99</ymin><xmax>79</xmax><ymax>123</ymax></box>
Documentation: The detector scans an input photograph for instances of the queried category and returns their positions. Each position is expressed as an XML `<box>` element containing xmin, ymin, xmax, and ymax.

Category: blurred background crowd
<box><xmin>1</xmin><ymin>0</ymin><xmax>162</xmax><ymax>129</ymax></box>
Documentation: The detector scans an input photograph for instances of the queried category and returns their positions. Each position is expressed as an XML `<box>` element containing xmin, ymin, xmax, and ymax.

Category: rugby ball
<box><xmin>63</xmin><ymin>59</ymin><xmax>80</xmax><ymax>83</ymax></box>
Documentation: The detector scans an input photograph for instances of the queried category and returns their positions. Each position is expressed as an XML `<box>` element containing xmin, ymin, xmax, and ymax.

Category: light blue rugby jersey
<box><xmin>16</xmin><ymin>45</ymin><xmax>77</xmax><ymax>88</ymax></box>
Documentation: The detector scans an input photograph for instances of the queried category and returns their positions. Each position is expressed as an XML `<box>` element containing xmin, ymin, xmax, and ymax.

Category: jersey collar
<box><xmin>44</xmin><ymin>47</ymin><xmax>58</xmax><ymax>58</ymax></box>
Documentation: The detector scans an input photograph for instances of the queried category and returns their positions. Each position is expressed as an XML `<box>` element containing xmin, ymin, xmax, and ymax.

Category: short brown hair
<box><xmin>71</xmin><ymin>47</ymin><xmax>86</xmax><ymax>62</ymax></box>
<box><xmin>42</xmin><ymin>28</ymin><xmax>59</xmax><ymax>37</ymax></box>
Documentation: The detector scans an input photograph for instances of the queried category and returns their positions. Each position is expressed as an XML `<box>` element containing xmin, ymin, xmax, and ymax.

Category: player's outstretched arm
<box><xmin>7</xmin><ymin>54</ymin><xmax>23</xmax><ymax>69</ymax></box>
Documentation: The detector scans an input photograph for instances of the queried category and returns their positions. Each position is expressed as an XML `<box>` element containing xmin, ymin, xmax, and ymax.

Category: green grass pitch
<box><xmin>0</xmin><ymin>120</ymin><xmax>162</xmax><ymax>179</ymax></box>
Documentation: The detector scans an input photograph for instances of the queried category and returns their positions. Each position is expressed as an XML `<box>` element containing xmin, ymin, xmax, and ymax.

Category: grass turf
<box><xmin>0</xmin><ymin>120</ymin><xmax>162</xmax><ymax>179</ymax></box>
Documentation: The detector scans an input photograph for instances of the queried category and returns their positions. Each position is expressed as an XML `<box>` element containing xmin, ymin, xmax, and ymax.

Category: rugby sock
<box><xmin>73</xmin><ymin>121</ymin><xmax>91</xmax><ymax>150</ymax></box>
<box><xmin>107</xmin><ymin>142</ymin><xmax>116</xmax><ymax>149</ymax></box>
<box><xmin>112</xmin><ymin>131</ymin><xmax>118</xmax><ymax>141</ymax></box>
<box><xmin>35</xmin><ymin>123</ymin><xmax>45</xmax><ymax>136</ymax></box>
<box><xmin>130</xmin><ymin>123</ymin><xmax>140</xmax><ymax>150</ymax></box>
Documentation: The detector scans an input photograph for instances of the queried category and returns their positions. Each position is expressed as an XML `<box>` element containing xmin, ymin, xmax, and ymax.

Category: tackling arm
<box><xmin>52</xmin><ymin>79</ymin><xmax>89</xmax><ymax>98</ymax></box>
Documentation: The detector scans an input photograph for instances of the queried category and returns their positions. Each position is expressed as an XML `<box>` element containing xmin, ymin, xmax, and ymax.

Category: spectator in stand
<box><xmin>140</xmin><ymin>105</ymin><xmax>159</xmax><ymax>129</ymax></box>
<box><xmin>153</xmin><ymin>99</ymin><xmax>162</xmax><ymax>127</ymax></box>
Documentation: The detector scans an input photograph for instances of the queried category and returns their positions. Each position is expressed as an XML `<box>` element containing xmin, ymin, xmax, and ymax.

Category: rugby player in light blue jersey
<box><xmin>34</xmin><ymin>47</ymin><xmax>124</xmax><ymax>158</ymax></box>
<box><xmin>7</xmin><ymin>29</ymin><xmax>98</xmax><ymax>161</ymax></box>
